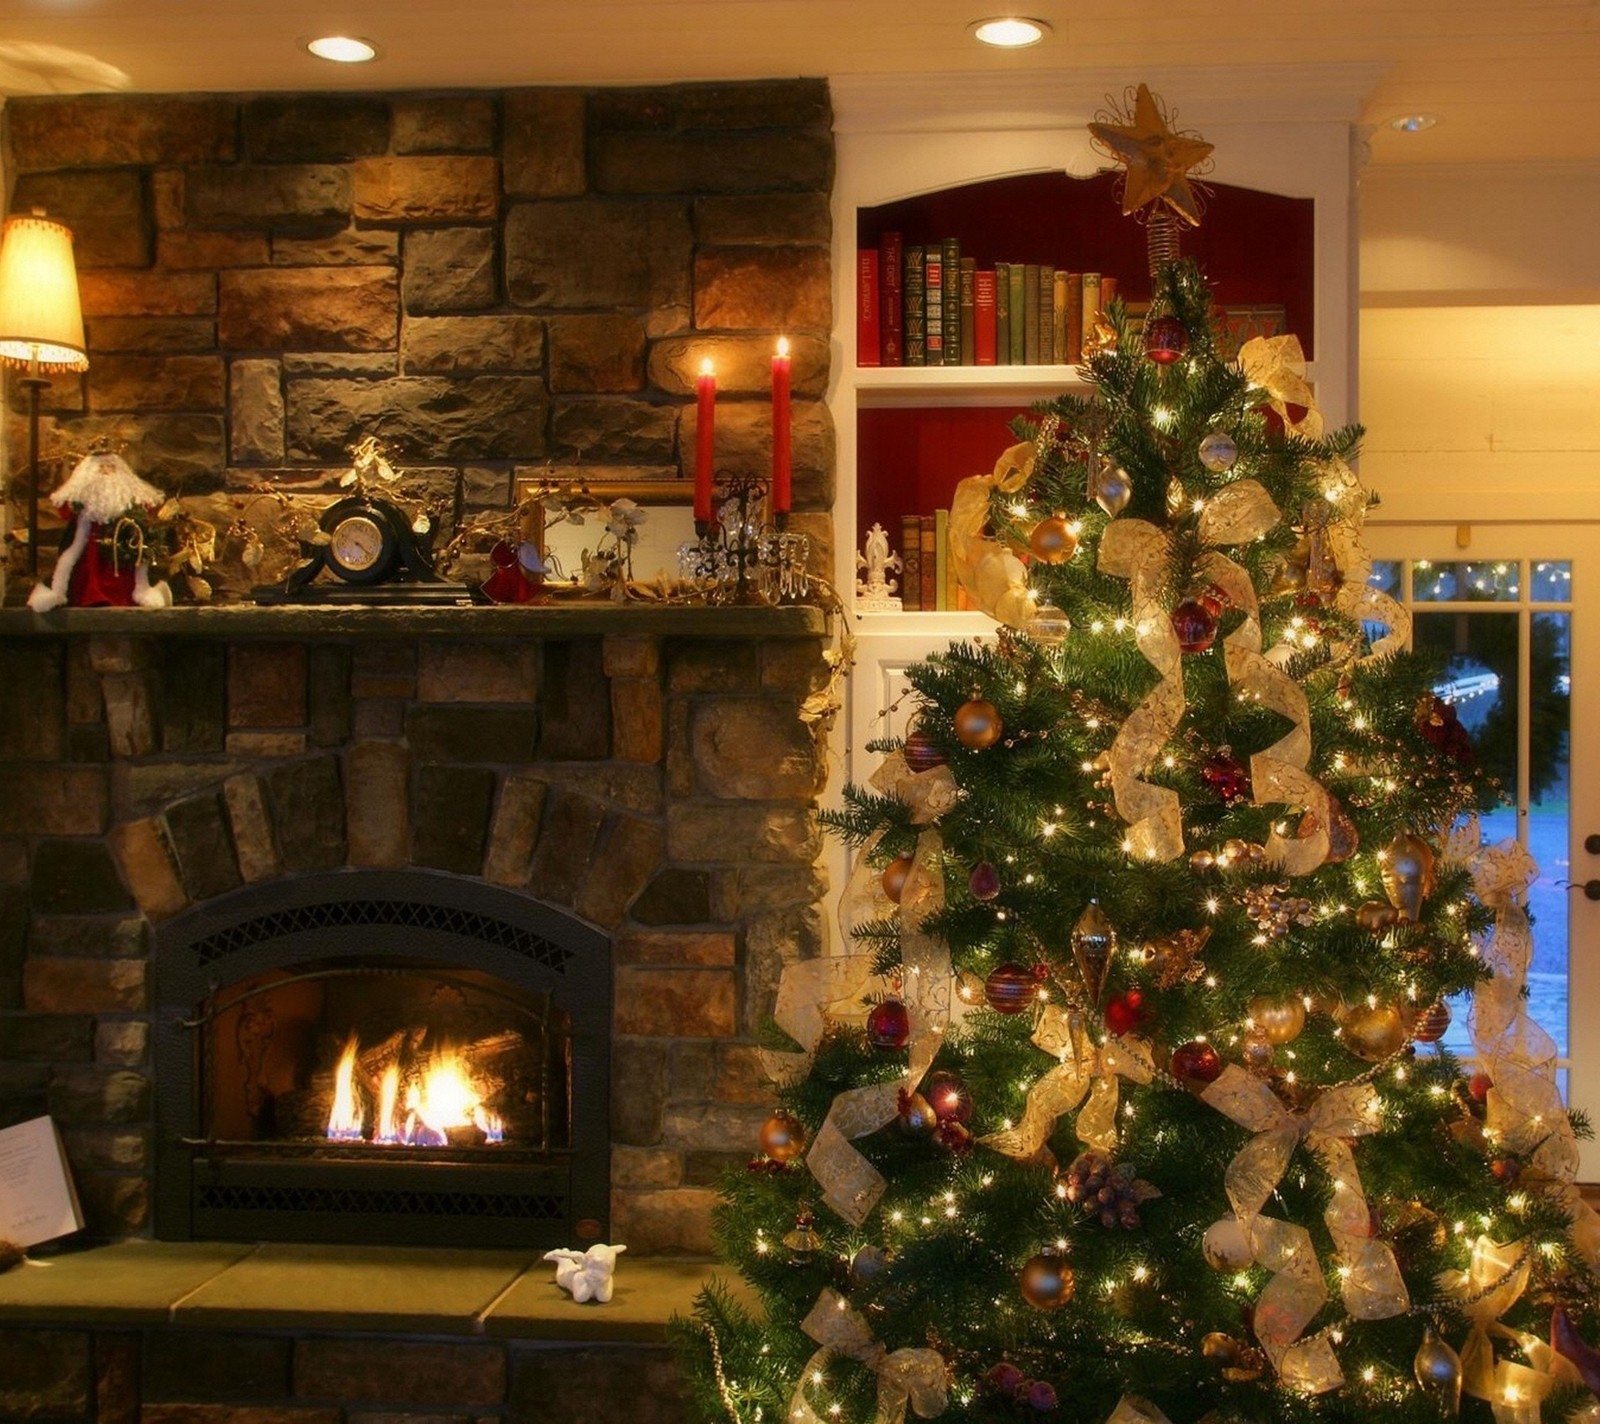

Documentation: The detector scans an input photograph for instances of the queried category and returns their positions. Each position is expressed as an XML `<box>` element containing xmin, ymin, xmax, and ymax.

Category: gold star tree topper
<box><xmin>1089</xmin><ymin>83</ymin><xmax>1214</xmax><ymax>226</ymax></box>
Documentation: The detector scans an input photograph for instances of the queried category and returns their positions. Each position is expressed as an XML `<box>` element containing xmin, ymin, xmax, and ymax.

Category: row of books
<box><xmin>897</xmin><ymin>512</ymin><xmax>974</xmax><ymax>612</ymax></box>
<box><xmin>857</xmin><ymin>235</ymin><xmax>1124</xmax><ymax>368</ymax></box>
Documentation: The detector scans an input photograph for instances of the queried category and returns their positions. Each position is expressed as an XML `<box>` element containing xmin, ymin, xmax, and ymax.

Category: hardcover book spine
<box><xmin>941</xmin><ymin>238</ymin><xmax>961</xmax><ymax>366</ymax></box>
<box><xmin>880</xmin><ymin>231</ymin><xmax>904</xmax><ymax>367</ymax></box>
<box><xmin>959</xmin><ymin>258</ymin><xmax>977</xmax><ymax>366</ymax></box>
<box><xmin>857</xmin><ymin>249</ymin><xmax>881</xmax><ymax>366</ymax></box>
<box><xmin>1038</xmin><ymin>268</ymin><xmax>1055</xmax><ymax>364</ymax></box>
<box><xmin>1065</xmin><ymin>272</ymin><xmax>1083</xmax><ymax>364</ymax></box>
<box><xmin>1007</xmin><ymin>263</ymin><xmax>1026</xmax><ymax>365</ymax></box>
<box><xmin>1023</xmin><ymin>263</ymin><xmax>1041</xmax><ymax>365</ymax></box>
<box><xmin>935</xmin><ymin>507</ymin><xmax>953</xmax><ymax>611</ymax></box>
<box><xmin>1081</xmin><ymin>272</ymin><xmax>1102</xmax><ymax>350</ymax></box>
<box><xmin>900</xmin><ymin>514</ymin><xmax>923</xmax><ymax>611</ymax></box>
<box><xmin>973</xmin><ymin>268</ymin><xmax>998</xmax><ymax>366</ymax></box>
<box><xmin>994</xmin><ymin>262</ymin><xmax>1011</xmax><ymax>366</ymax></box>
<box><xmin>919</xmin><ymin>514</ymin><xmax>937</xmax><ymax>609</ymax></box>
<box><xmin>924</xmin><ymin>248</ymin><xmax>944</xmax><ymax>367</ymax></box>
<box><xmin>1052</xmin><ymin>270</ymin><xmax>1069</xmax><ymax>364</ymax></box>
<box><xmin>1101</xmin><ymin>275</ymin><xmax>1120</xmax><ymax>325</ymax></box>
<box><xmin>903</xmin><ymin>245</ymin><xmax>926</xmax><ymax>366</ymax></box>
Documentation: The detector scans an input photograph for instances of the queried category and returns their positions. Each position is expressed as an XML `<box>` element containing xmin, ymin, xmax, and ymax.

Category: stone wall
<box><xmin>0</xmin><ymin>1325</ymin><xmax>684</xmax><ymax>1424</ymax></box>
<box><xmin>0</xmin><ymin>626</ymin><xmax>830</xmax><ymax>1250</ymax></box>
<box><xmin>3</xmin><ymin>82</ymin><xmax>834</xmax><ymax>592</ymax></box>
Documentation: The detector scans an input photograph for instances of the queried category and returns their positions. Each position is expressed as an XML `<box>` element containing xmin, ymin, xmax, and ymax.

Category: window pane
<box><xmin>1368</xmin><ymin>560</ymin><xmax>1401</xmax><ymax>597</ymax></box>
<box><xmin>1527</xmin><ymin>611</ymin><xmax>1570</xmax><ymax>1058</ymax></box>
<box><xmin>1531</xmin><ymin>561</ymin><xmax>1573</xmax><ymax>602</ymax></box>
<box><xmin>1411</xmin><ymin>560</ymin><xmax>1521</xmax><ymax>602</ymax></box>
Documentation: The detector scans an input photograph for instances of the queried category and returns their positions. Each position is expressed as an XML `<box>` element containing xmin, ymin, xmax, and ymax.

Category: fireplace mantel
<box><xmin>0</xmin><ymin>602</ymin><xmax>827</xmax><ymax>640</ymax></box>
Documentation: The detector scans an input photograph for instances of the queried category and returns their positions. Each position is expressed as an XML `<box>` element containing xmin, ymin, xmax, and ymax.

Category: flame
<box><xmin>325</xmin><ymin>1034</ymin><xmax>365</xmax><ymax>1140</ymax></box>
<box><xmin>327</xmin><ymin>1037</ymin><xmax>504</xmax><ymax>1147</ymax></box>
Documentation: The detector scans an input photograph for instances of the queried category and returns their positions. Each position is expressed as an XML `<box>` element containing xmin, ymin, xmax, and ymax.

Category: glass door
<box><xmin>1364</xmin><ymin>524</ymin><xmax>1599</xmax><ymax>1182</ymax></box>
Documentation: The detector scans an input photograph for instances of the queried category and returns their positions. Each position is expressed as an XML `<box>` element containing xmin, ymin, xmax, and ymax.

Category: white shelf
<box><xmin>854</xmin><ymin>364</ymin><xmax>1088</xmax><ymax>408</ymax></box>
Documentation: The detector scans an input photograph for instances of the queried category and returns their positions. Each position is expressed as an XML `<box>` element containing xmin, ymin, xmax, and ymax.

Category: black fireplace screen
<box><xmin>155</xmin><ymin>871</ymin><xmax>610</xmax><ymax>1249</ymax></box>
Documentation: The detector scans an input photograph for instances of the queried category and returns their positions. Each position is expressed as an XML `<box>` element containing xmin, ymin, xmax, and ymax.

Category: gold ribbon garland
<box><xmin>979</xmin><ymin>1006</ymin><xmax>1155</xmax><ymax>1160</ymax></box>
<box><xmin>1238</xmin><ymin>334</ymin><xmax>1323</xmax><ymax>440</ymax></box>
<box><xmin>948</xmin><ymin>441</ymin><xmax>1037</xmax><ymax>629</ymax></box>
<box><xmin>1201</xmin><ymin>1065</ymin><xmax>1409</xmax><ymax>1392</ymax></box>
<box><xmin>790</xmin><ymin>1288</ymin><xmax>949</xmax><ymax>1424</ymax></box>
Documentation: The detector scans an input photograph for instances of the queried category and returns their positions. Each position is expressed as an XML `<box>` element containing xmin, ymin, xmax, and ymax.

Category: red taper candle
<box><xmin>771</xmin><ymin>337</ymin><xmax>792</xmax><ymax>515</ymax></box>
<box><xmin>694</xmin><ymin>358</ymin><xmax>716</xmax><ymax>524</ymax></box>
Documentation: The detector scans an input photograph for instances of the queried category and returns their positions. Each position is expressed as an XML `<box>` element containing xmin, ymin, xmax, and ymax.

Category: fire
<box><xmin>326</xmin><ymin>1036</ymin><xmax>504</xmax><ymax>1146</ymax></box>
<box><xmin>325</xmin><ymin>1035</ymin><xmax>365</xmax><ymax>1140</ymax></box>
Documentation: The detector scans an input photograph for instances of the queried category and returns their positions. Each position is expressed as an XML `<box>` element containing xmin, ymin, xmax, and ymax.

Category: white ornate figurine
<box><xmin>855</xmin><ymin>522</ymin><xmax>903</xmax><ymax>607</ymax></box>
<box><xmin>543</xmin><ymin>1243</ymin><xmax>626</xmax><ymax>1303</ymax></box>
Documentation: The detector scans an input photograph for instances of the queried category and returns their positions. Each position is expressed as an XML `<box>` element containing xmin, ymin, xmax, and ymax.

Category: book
<box><xmin>903</xmin><ymin>245</ymin><xmax>926</xmax><ymax>366</ymax></box>
<box><xmin>0</xmin><ymin>1116</ymin><xmax>83</xmax><ymax>1250</ymax></box>
<box><xmin>881</xmin><ymin>231</ymin><xmax>904</xmax><ymax>367</ymax></box>
<box><xmin>1215</xmin><ymin>303</ymin><xmax>1287</xmax><ymax>359</ymax></box>
<box><xmin>935</xmin><ymin>507</ymin><xmax>953</xmax><ymax>611</ymax></box>
<box><xmin>994</xmin><ymin>262</ymin><xmax>1011</xmax><ymax>366</ymax></box>
<box><xmin>1052</xmin><ymin>270</ymin><xmax>1069</xmax><ymax>363</ymax></box>
<box><xmin>973</xmin><ymin>268</ymin><xmax>998</xmax><ymax>366</ymax></box>
<box><xmin>857</xmin><ymin>249</ymin><xmax>881</xmax><ymax>366</ymax></box>
<box><xmin>940</xmin><ymin>238</ymin><xmax>962</xmax><ymax>366</ymax></box>
<box><xmin>958</xmin><ymin>258</ymin><xmax>977</xmax><ymax>366</ymax></box>
<box><xmin>900</xmin><ymin>514</ymin><xmax>923</xmax><ymax>611</ymax></box>
<box><xmin>1006</xmin><ymin>263</ymin><xmax>1026</xmax><ymax>365</ymax></box>
<box><xmin>1101</xmin><ymin>275</ymin><xmax>1120</xmax><ymax>320</ymax></box>
<box><xmin>918</xmin><ymin>514</ymin><xmax>938</xmax><ymax>610</ymax></box>
<box><xmin>1023</xmin><ymin>263</ymin><xmax>1041</xmax><ymax>365</ymax></box>
<box><xmin>1081</xmin><ymin>272</ymin><xmax>1102</xmax><ymax>350</ymax></box>
<box><xmin>924</xmin><ymin>247</ymin><xmax>944</xmax><ymax>365</ymax></box>
<box><xmin>1064</xmin><ymin>272</ymin><xmax>1083</xmax><ymax>364</ymax></box>
<box><xmin>1038</xmin><ymin>266</ymin><xmax>1055</xmax><ymax>364</ymax></box>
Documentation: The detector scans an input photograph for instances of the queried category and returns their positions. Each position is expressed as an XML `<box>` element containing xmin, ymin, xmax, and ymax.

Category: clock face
<box><xmin>329</xmin><ymin>514</ymin><xmax>386</xmax><ymax>576</ymax></box>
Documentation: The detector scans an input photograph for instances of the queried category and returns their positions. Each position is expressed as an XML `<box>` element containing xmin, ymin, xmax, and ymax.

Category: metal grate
<box><xmin>196</xmin><ymin>1182</ymin><xmax>566</xmax><ymax>1220</ymax></box>
<box><xmin>189</xmin><ymin>899</ymin><xmax>573</xmax><ymax>973</ymax></box>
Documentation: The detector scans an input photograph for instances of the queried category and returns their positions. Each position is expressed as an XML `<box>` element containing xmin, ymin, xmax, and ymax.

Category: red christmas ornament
<box><xmin>1170</xmin><ymin>1039</ymin><xmax>1223</xmax><ymax>1089</ymax></box>
<box><xmin>866</xmin><ymin>999</ymin><xmax>912</xmax><ymax>1052</ymax></box>
<box><xmin>969</xmin><ymin>861</ymin><xmax>1001</xmax><ymax>901</ymax></box>
<box><xmin>984</xmin><ymin>962</ymin><xmax>1035</xmax><ymax>1014</ymax></box>
<box><xmin>1022</xmin><ymin>1381</ymin><xmax>1059</xmax><ymax>1413</ymax></box>
<box><xmin>936</xmin><ymin>1118</ymin><xmax>974</xmax><ymax>1153</ymax></box>
<box><xmin>1412</xmin><ymin>1001</ymin><xmax>1451</xmax><ymax>1044</ymax></box>
<box><xmin>1104</xmin><ymin>989</ymin><xmax>1145</xmax><ymax>1037</ymax></box>
<box><xmin>903</xmin><ymin>727</ymin><xmax>946</xmax><ymax>773</ymax></box>
<box><xmin>1143</xmin><ymin>314</ymin><xmax>1188</xmax><ymax>365</ymax></box>
<box><xmin>983</xmin><ymin>1364</ymin><xmax>1024</xmax><ymax>1397</ymax></box>
<box><xmin>924</xmin><ymin>1070</ymin><xmax>972</xmax><ymax>1124</ymax></box>
<box><xmin>1171</xmin><ymin>599</ymin><xmax>1219</xmax><ymax>654</ymax></box>
<box><xmin>1199</xmin><ymin>583</ymin><xmax>1230</xmax><ymax>617</ymax></box>
<box><xmin>1490</xmin><ymin>1156</ymin><xmax>1521</xmax><ymax>1185</ymax></box>
<box><xmin>1468</xmin><ymin>1070</ymin><xmax>1494</xmax><ymax>1102</ymax></box>
<box><xmin>1200</xmin><ymin>750</ymin><xmax>1250</xmax><ymax>805</ymax></box>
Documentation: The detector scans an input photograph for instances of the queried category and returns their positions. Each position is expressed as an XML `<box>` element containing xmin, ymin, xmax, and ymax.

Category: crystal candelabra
<box><xmin>680</xmin><ymin>474</ymin><xmax>809</xmax><ymax>605</ymax></box>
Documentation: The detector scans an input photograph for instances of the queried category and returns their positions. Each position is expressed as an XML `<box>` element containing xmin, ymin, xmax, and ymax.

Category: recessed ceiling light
<box><xmin>305</xmin><ymin>35</ymin><xmax>378</xmax><ymax>63</ymax></box>
<box><xmin>970</xmin><ymin>16</ymin><xmax>1051</xmax><ymax>48</ymax></box>
<box><xmin>1389</xmin><ymin>113</ymin><xmax>1438</xmax><ymax>134</ymax></box>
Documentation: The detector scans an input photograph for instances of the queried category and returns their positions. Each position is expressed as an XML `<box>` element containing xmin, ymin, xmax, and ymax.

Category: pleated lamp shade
<box><xmin>0</xmin><ymin>213</ymin><xmax>88</xmax><ymax>374</ymax></box>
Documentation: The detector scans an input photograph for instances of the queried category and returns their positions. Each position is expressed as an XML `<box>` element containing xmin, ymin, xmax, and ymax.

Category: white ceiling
<box><xmin>0</xmin><ymin>0</ymin><xmax>1595</xmax><ymax>168</ymax></box>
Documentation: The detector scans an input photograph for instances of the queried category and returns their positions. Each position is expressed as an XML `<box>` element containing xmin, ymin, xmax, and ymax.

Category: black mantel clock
<box><xmin>255</xmin><ymin>495</ymin><xmax>472</xmax><ymax>605</ymax></box>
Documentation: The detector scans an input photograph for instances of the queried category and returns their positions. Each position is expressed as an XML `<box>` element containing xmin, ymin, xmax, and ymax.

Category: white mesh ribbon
<box><xmin>978</xmin><ymin>1006</ymin><xmax>1154</xmax><ymax>1160</ymax></box>
<box><xmin>1201</xmin><ymin>1065</ymin><xmax>1408</xmax><ymax>1391</ymax></box>
<box><xmin>1319</xmin><ymin>454</ymin><xmax>1411</xmax><ymax>661</ymax></box>
<box><xmin>790</xmin><ymin>1289</ymin><xmax>949</xmax><ymax>1424</ymax></box>
<box><xmin>1238</xmin><ymin>334</ymin><xmax>1324</xmax><ymax>439</ymax></box>
<box><xmin>949</xmin><ymin>440</ymin><xmax>1037</xmax><ymax>629</ymax></box>
<box><xmin>1104</xmin><ymin>1397</ymin><xmax>1174</xmax><ymax>1424</ymax></box>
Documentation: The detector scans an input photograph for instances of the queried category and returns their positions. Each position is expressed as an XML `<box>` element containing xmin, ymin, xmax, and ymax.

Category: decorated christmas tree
<box><xmin>673</xmin><ymin>86</ymin><xmax>1600</xmax><ymax>1424</ymax></box>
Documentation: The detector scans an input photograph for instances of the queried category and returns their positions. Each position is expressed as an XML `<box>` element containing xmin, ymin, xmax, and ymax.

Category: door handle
<box><xmin>1586</xmin><ymin>834</ymin><xmax>1600</xmax><ymax>855</ymax></box>
<box><xmin>1572</xmin><ymin>879</ymin><xmax>1600</xmax><ymax>901</ymax></box>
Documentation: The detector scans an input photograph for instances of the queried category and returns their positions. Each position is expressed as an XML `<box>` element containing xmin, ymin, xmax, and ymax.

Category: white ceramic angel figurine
<box><xmin>543</xmin><ymin>1242</ymin><xmax>626</xmax><ymax>1303</ymax></box>
<box><xmin>855</xmin><ymin>521</ymin><xmax>902</xmax><ymax>599</ymax></box>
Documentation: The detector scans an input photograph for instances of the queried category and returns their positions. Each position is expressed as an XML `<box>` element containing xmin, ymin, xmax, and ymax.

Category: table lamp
<box><xmin>0</xmin><ymin>211</ymin><xmax>88</xmax><ymax>576</ymax></box>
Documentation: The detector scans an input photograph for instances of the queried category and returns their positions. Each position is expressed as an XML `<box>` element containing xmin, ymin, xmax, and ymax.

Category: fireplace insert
<box><xmin>155</xmin><ymin>871</ymin><xmax>610</xmax><ymax>1248</ymax></box>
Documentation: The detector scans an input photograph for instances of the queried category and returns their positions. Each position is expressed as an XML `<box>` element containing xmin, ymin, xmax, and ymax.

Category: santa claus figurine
<box><xmin>27</xmin><ymin>449</ymin><xmax>173</xmax><ymax>611</ymax></box>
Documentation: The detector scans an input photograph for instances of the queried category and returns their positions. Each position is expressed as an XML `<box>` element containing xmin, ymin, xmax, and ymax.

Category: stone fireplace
<box><xmin>0</xmin><ymin>612</ymin><xmax>830</xmax><ymax>1254</ymax></box>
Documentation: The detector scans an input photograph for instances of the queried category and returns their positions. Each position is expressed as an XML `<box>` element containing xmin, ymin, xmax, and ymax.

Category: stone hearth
<box><xmin>0</xmin><ymin>608</ymin><xmax>830</xmax><ymax>1254</ymax></box>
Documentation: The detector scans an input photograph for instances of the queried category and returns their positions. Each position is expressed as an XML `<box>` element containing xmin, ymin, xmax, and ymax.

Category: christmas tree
<box><xmin>673</xmin><ymin>86</ymin><xmax>1600</xmax><ymax>1424</ymax></box>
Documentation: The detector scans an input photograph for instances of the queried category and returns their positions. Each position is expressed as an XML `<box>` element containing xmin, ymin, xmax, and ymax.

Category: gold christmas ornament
<box><xmin>1202</xmin><ymin>1214</ymin><xmax>1253</xmax><ymax>1271</ymax></box>
<box><xmin>1343</xmin><ymin>1001</ymin><xmax>1407</xmax><ymax>1061</ymax></box>
<box><xmin>1024</xmin><ymin>599</ymin><xmax>1071</xmax><ymax>646</ymax></box>
<box><xmin>954</xmin><ymin>696</ymin><xmax>1004</xmax><ymax>750</ymax></box>
<box><xmin>1019</xmin><ymin>1247</ymin><xmax>1075</xmax><ymax>1310</ymax></box>
<box><xmin>782</xmin><ymin>1205</ymin><xmax>824</xmax><ymax>1265</ymax></box>
<box><xmin>1381</xmin><ymin>830</ymin><xmax>1437</xmax><ymax>922</ymax></box>
<box><xmin>1355</xmin><ymin>899</ymin><xmax>1401</xmax><ymax>935</ymax></box>
<box><xmin>1071</xmin><ymin>900</ymin><xmax>1117</xmax><ymax>1005</ymax></box>
<box><xmin>759</xmin><ymin>1111</ymin><xmax>807</xmax><ymax>1163</ymax></box>
<box><xmin>1412</xmin><ymin>1324</ymin><xmax>1463</xmax><ymax>1416</ymax></box>
<box><xmin>1296</xmin><ymin>797</ymin><xmax>1359</xmax><ymax>865</ymax></box>
<box><xmin>1139</xmin><ymin>925</ymin><xmax>1210</xmax><ymax>990</ymax></box>
<box><xmin>1088</xmin><ymin>83</ymin><xmax>1214</xmax><ymax>226</ymax></box>
<box><xmin>881</xmin><ymin>852</ymin><xmax>915</xmax><ymax>904</ymax></box>
<box><xmin>1248</xmin><ymin>994</ymin><xmax>1306</xmax><ymax>1046</ymax></box>
<box><xmin>1028</xmin><ymin>512</ymin><xmax>1078</xmax><ymax>565</ymax></box>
